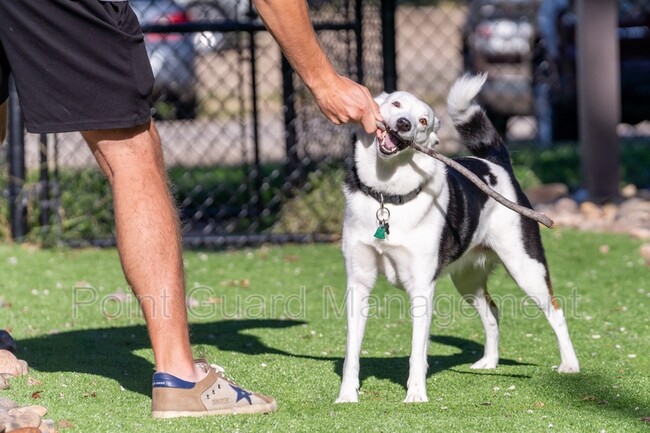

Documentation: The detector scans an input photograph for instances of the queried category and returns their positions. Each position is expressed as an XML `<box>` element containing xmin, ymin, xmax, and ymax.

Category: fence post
<box><xmin>281</xmin><ymin>55</ymin><xmax>300</xmax><ymax>188</ymax></box>
<box><xmin>577</xmin><ymin>0</ymin><xmax>620</xmax><ymax>202</ymax></box>
<box><xmin>381</xmin><ymin>0</ymin><xmax>398</xmax><ymax>92</ymax></box>
<box><xmin>39</xmin><ymin>134</ymin><xmax>50</xmax><ymax>227</ymax></box>
<box><xmin>7</xmin><ymin>78</ymin><xmax>27</xmax><ymax>240</ymax></box>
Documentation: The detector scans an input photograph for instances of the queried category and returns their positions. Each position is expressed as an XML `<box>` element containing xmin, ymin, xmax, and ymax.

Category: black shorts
<box><xmin>0</xmin><ymin>0</ymin><xmax>154</xmax><ymax>133</ymax></box>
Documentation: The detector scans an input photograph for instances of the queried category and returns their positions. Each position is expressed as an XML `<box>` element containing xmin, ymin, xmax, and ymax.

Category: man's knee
<box><xmin>81</xmin><ymin>121</ymin><xmax>152</xmax><ymax>146</ymax></box>
<box><xmin>0</xmin><ymin>101</ymin><xmax>7</xmax><ymax>144</ymax></box>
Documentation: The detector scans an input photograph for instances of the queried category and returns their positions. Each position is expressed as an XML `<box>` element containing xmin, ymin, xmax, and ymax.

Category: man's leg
<box><xmin>82</xmin><ymin>121</ymin><xmax>199</xmax><ymax>382</ymax></box>
<box><xmin>82</xmin><ymin>121</ymin><xmax>277</xmax><ymax>417</ymax></box>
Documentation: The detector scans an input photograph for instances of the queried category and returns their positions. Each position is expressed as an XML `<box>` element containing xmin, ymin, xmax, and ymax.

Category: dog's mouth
<box><xmin>376</xmin><ymin>126</ymin><xmax>412</xmax><ymax>156</ymax></box>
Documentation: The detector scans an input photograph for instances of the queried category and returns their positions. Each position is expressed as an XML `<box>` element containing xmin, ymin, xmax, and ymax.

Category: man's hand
<box><xmin>311</xmin><ymin>75</ymin><xmax>383</xmax><ymax>134</ymax></box>
<box><xmin>0</xmin><ymin>101</ymin><xmax>7</xmax><ymax>144</ymax></box>
<box><xmin>253</xmin><ymin>0</ymin><xmax>383</xmax><ymax>134</ymax></box>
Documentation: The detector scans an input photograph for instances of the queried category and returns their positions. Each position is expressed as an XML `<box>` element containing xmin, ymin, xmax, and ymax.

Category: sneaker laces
<box><xmin>195</xmin><ymin>360</ymin><xmax>241</xmax><ymax>388</ymax></box>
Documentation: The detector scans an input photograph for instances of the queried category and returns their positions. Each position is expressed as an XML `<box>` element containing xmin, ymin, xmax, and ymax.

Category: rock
<box><xmin>0</xmin><ymin>376</ymin><xmax>8</xmax><ymax>390</ymax></box>
<box><xmin>0</xmin><ymin>351</ymin><xmax>22</xmax><ymax>377</ymax></box>
<box><xmin>6</xmin><ymin>428</ymin><xmax>41</xmax><ymax>433</ymax></box>
<box><xmin>16</xmin><ymin>406</ymin><xmax>47</xmax><ymax>418</ymax></box>
<box><xmin>38</xmin><ymin>419</ymin><xmax>56</xmax><ymax>433</ymax></box>
<box><xmin>630</xmin><ymin>227</ymin><xmax>650</xmax><ymax>241</ymax></box>
<box><xmin>0</xmin><ymin>332</ymin><xmax>16</xmax><ymax>354</ymax></box>
<box><xmin>525</xmin><ymin>183</ymin><xmax>569</xmax><ymax>206</ymax></box>
<box><xmin>602</xmin><ymin>203</ymin><xmax>618</xmax><ymax>222</ymax></box>
<box><xmin>0</xmin><ymin>399</ymin><xmax>18</xmax><ymax>411</ymax></box>
<box><xmin>553</xmin><ymin>197</ymin><xmax>579</xmax><ymax>214</ymax></box>
<box><xmin>580</xmin><ymin>201</ymin><xmax>602</xmax><ymax>219</ymax></box>
<box><xmin>6</xmin><ymin>408</ymin><xmax>41</xmax><ymax>428</ymax></box>
<box><xmin>17</xmin><ymin>360</ymin><xmax>28</xmax><ymax>377</ymax></box>
<box><xmin>0</xmin><ymin>414</ymin><xmax>20</xmax><ymax>432</ymax></box>
<box><xmin>621</xmin><ymin>184</ymin><xmax>637</xmax><ymax>198</ymax></box>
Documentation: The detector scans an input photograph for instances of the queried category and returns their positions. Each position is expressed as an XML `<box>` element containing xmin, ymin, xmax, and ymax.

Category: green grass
<box><xmin>1</xmin><ymin>230</ymin><xmax>649</xmax><ymax>432</ymax></box>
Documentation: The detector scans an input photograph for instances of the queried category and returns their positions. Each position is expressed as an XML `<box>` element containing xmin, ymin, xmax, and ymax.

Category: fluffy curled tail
<box><xmin>447</xmin><ymin>74</ymin><xmax>511</xmax><ymax>167</ymax></box>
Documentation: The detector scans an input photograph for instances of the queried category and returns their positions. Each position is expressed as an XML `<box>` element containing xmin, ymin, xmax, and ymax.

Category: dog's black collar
<box><xmin>347</xmin><ymin>166</ymin><xmax>422</xmax><ymax>205</ymax></box>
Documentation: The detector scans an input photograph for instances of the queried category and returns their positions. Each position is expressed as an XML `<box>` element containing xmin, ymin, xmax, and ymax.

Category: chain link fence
<box><xmin>3</xmin><ymin>0</ymin><xmax>649</xmax><ymax>245</ymax></box>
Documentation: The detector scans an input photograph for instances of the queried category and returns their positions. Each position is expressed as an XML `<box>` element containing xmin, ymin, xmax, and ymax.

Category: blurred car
<box><xmin>182</xmin><ymin>0</ymin><xmax>257</xmax><ymax>53</ymax></box>
<box><xmin>131</xmin><ymin>0</ymin><xmax>198</xmax><ymax>119</ymax></box>
<box><xmin>182</xmin><ymin>0</ymin><xmax>327</xmax><ymax>53</ymax></box>
<box><xmin>535</xmin><ymin>0</ymin><xmax>650</xmax><ymax>142</ymax></box>
<box><xmin>462</xmin><ymin>0</ymin><xmax>542</xmax><ymax>135</ymax></box>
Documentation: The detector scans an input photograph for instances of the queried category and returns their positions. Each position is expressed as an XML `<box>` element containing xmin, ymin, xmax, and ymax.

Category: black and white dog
<box><xmin>337</xmin><ymin>74</ymin><xmax>580</xmax><ymax>403</ymax></box>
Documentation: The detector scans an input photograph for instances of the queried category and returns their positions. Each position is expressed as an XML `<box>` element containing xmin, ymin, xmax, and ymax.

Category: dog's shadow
<box><xmin>16</xmin><ymin>319</ymin><xmax>530</xmax><ymax>398</ymax></box>
<box><xmin>17</xmin><ymin>320</ymin><xmax>646</xmax><ymax>423</ymax></box>
<box><xmin>343</xmin><ymin>334</ymin><xmax>534</xmax><ymax>389</ymax></box>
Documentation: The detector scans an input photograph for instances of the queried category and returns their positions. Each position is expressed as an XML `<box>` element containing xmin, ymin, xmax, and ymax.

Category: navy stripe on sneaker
<box><xmin>152</xmin><ymin>372</ymin><xmax>196</xmax><ymax>389</ymax></box>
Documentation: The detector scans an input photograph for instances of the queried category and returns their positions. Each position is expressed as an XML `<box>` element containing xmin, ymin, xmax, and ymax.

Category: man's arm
<box><xmin>0</xmin><ymin>101</ymin><xmax>7</xmax><ymax>144</ymax></box>
<box><xmin>253</xmin><ymin>0</ymin><xmax>382</xmax><ymax>133</ymax></box>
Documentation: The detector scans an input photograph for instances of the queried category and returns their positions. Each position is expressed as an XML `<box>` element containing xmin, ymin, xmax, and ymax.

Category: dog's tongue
<box><xmin>377</xmin><ymin>129</ymin><xmax>398</xmax><ymax>151</ymax></box>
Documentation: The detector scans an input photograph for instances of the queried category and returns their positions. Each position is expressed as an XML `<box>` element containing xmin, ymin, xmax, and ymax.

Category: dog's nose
<box><xmin>396</xmin><ymin>117</ymin><xmax>411</xmax><ymax>132</ymax></box>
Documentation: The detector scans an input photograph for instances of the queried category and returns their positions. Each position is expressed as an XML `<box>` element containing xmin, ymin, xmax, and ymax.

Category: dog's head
<box><xmin>374</xmin><ymin>91</ymin><xmax>440</xmax><ymax>158</ymax></box>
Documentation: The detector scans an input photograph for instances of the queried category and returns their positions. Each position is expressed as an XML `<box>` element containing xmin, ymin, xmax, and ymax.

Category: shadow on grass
<box><xmin>18</xmin><ymin>320</ymin><xmax>647</xmax><ymax>423</ymax></box>
<box><xmin>17</xmin><ymin>320</ymin><xmax>529</xmax><ymax>397</ymax></box>
<box><xmin>326</xmin><ymin>335</ymin><xmax>535</xmax><ymax>391</ymax></box>
<box><xmin>17</xmin><ymin>320</ymin><xmax>303</xmax><ymax>396</ymax></box>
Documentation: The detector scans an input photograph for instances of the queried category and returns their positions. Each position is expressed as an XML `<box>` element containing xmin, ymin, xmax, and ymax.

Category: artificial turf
<box><xmin>0</xmin><ymin>228</ymin><xmax>648</xmax><ymax>432</ymax></box>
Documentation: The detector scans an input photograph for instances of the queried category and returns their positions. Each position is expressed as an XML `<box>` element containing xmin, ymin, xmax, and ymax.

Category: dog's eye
<box><xmin>419</xmin><ymin>118</ymin><xmax>428</xmax><ymax>126</ymax></box>
<box><xmin>392</xmin><ymin>101</ymin><xmax>401</xmax><ymax>108</ymax></box>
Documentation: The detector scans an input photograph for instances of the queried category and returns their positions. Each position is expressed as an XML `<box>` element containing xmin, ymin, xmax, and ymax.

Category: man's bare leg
<box><xmin>82</xmin><ymin>121</ymin><xmax>199</xmax><ymax>382</ymax></box>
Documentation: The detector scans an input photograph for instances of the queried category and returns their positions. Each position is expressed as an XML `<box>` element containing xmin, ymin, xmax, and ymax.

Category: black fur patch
<box><xmin>434</xmin><ymin>158</ymin><xmax>493</xmax><ymax>278</ymax></box>
<box><xmin>456</xmin><ymin>109</ymin><xmax>511</xmax><ymax>167</ymax></box>
<box><xmin>344</xmin><ymin>164</ymin><xmax>362</xmax><ymax>194</ymax></box>
<box><xmin>456</xmin><ymin>107</ymin><xmax>547</xmax><ymax>271</ymax></box>
<box><xmin>512</xmin><ymin>176</ymin><xmax>549</xmax><ymax>268</ymax></box>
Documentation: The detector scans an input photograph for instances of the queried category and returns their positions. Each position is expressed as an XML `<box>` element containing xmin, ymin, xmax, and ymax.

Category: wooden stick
<box><xmin>410</xmin><ymin>142</ymin><xmax>555</xmax><ymax>229</ymax></box>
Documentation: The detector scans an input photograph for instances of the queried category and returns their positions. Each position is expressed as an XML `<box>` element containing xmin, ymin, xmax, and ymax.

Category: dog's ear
<box><xmin>425</xmin><ymin>131</ymin><xmax>440</xmax><ymax>149</ymax></box>
<box><xmin>433</xmin><ymin>116</ymin><xmax>441</xmax><ymax>133</ymax></box>
<box><xmin>374</xmin><ymin>92</ymin><xmax>389</xmax><ymax>106</ymax></box>
<box><xmin>424</xmin><ymin>116</ymin><xmax>441</xmax><ymax>148</ymax></box>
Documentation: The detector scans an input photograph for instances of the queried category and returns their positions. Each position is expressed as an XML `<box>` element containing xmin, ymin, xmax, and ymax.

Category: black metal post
<box><xmin>381</xmin><ymin>0</ymin><xmax>398</xmax><ymax>92</ymax></box>
<box><xmin>354</xmin><ymin>0</ymin><xmax>364</xmax><ymax>84</ymax></box>
<box><xmin>248</xmin><ymin>24</ymin><xmax>262</xmax><ymax>220</ymax></box>
<box><xmin>281</xmin><ymin>55</ymin><xmax>300</xmax><ymax>187</ymax></box>
<box><xmin>7</xmin><ymin>78</ymin><xmax>27</xmax><ymax>240</ymax></box>
<box><xmin>39</xmin><ymin>134</ymin><xmax>50</xmax><ymax>227</ymax></box>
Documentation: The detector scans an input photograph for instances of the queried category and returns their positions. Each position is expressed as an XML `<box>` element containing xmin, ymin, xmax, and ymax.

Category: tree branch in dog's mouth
<box><xmin>412</xmin><ymin>141</ymin><xmax>555</xmax><ymax>228</ymax></box>
<box><xmin>376</xmin><ymin>124</ymin><xmax>412</xmax><ymax>155</ymax></box>
<box><xmin>374</xmin><ymin>121</ymin><xmax>555</xmax><ymax>229</ymax></box>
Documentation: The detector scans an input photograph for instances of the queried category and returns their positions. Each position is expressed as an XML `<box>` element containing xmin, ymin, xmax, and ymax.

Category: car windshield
<box><xmin>477</xmin><ymin>0</ymin><xmax>541</xmax><ymax>20</ymax></box>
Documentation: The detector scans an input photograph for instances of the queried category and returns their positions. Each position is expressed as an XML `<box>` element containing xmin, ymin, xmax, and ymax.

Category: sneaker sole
<box><xmin>152</xmin><ymin>400</ymin><xmax>277</xmax><ymax>418</ymax></box>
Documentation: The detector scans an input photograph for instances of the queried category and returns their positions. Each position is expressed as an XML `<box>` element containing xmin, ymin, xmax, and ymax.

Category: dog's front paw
<box><xmin>403</xmin><ymin>390</ymin><xmax>428</xmax><ymax>403</ymax></box>
<box><xmin>336</xmin><ymin>381</ymin><xmax>360</xmax><ymax>403</ymax></box>
<box><xmin>335</xmin><ymin>391</ymin><xmax>359</xmax><ymax>403</ymax></box>
<box><xmin>557</xmin><ymin>362</ymin><xmax>580</xmax><ymax>374</ymax></box>
<box><xmin>471</xmin><ymin>356</ymin><xmax>498</xmax><ymax>370</ymax></box>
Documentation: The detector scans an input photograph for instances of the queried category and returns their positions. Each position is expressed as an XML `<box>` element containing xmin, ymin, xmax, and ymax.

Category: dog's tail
<box><xmin>447</xmin><ymin>73</ymin><xmax>511</xmax><ymax>168</ymax></box>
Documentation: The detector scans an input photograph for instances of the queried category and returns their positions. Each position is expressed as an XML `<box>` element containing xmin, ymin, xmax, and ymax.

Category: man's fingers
<box><xmin>360</xmin><ymin>110</ymin><xmax>378</xmax><ymax>134</ymax></box>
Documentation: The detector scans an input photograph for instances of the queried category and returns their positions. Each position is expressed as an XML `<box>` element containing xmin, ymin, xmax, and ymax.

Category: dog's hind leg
<box><xmin>493</xmin><ymin>238</ymin><xmax>580</xmax><ymax>373</ymax></box>
<box><xmin>336</xmin><ymin>267</ymin><xmax>377</xmax><ymax>403</ymax></box>
<box><xmin>451</xmin><ymin>264</ymin><xmax>500</xmax><ymax>369</ymax></box>
<box><xmin>404</xmin><ymin>279</ymin><xmax>435</xmax><ymax>403</ymax></box>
